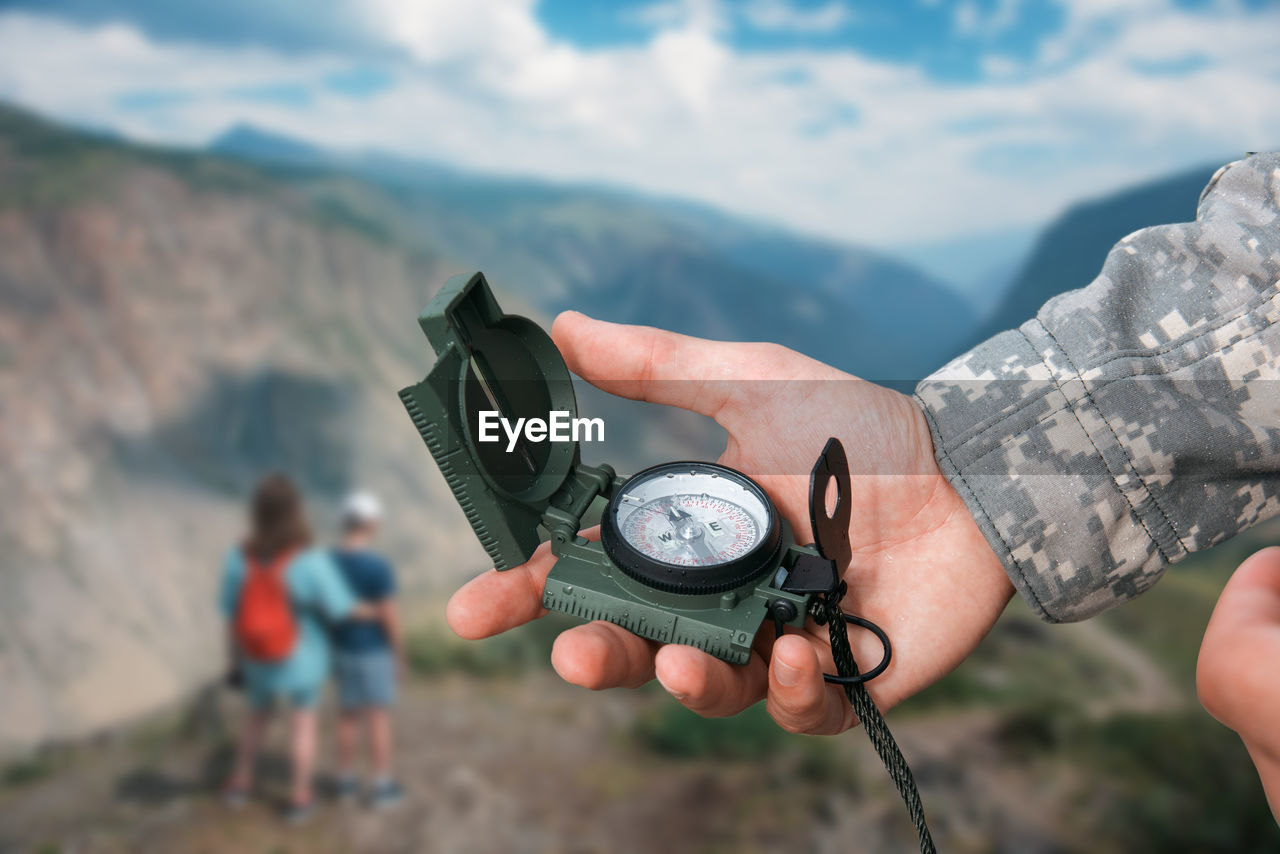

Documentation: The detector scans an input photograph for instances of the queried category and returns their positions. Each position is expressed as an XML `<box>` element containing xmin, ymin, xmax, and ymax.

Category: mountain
<box><xmin>969</xmin><ymin>163</ymin><xmax>1222</xmax><ymax>345</ymax></box>
<box><xmin>210</xmin><ymin>123</ymin><xmax>977</xmax><ymax>382</ymax></box>
<box><xmin>0</xmin><ymin>104</ymin><xmax>487</xmax><ymax>755</ymax></box>
<box><xmin>0</xmin><ymin>105</ymin><xmax>971</xmax><ymax>755</ymax></box>
<box><xmin>891</xmin><ymin>225</ymin><xmax>1041</xmax><ymax>318</ymax></box>
<box><xmin>210</xmin><ymin>122</ymin><xmax>328</xmax><ymax>165</ymax></box>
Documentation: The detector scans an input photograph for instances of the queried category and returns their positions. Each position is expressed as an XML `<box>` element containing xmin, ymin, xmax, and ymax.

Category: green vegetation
<box><xmin>1085</xmin><ymin>713</ymin><xmax>1279</xmax><ymax>852</ymax></box>
<box><xmin>308</xmin><ymin>193</ymin><xmax>396</xmax><ymax>245</ymax></box>
<box><xmin>405</xmin><ymin>613</ymin><xmax>577</xmax><ymax>678</ymax></box>
<box><xmin>631</xmin><ymin>702</ymin><xmax>858</xmax><ymax>789</ymax></box>
<box><xmin>896</xmin><ymin>608</ymin><xmax>1128</xmax><ymax>716</ymax></box>
<box><xmin>996</xmin><ymin>706</ymin><xmax>1280</xmax><ymax>852</ymax></box>
<box><xmin>1096</xmin><ymin>525</ymin><xmax>1276</xmax><ymax>686</ymax></box>
<box><xmin>633</xmin><ymin>702</ymin><xmax>790</xmax><ymax>761</ymax></box>
<box><xmin>2</xmin><ymin>752</ymin><xmax>57</xmax><ymax>788</ymax></box>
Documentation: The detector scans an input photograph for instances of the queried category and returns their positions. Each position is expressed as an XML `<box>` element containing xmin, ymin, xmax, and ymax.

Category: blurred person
<box><xmin>330</xmin><ymin>490</ymin><xmax>407</xmax><ymax>809</ymax></box>
<box><xmin>1199</xmin><ymin>547</ymin><xmax>1280</xmax><ymax>821</ymax></box>
<box><xmin>221</xmin><ymin>473</ymin><xmax>367</xmax><ymax>823</ymax></box>
<box><xmin>446</xmin><ymin>152</ymin><xmax>1280</xmax><ymax>736</ymax></box>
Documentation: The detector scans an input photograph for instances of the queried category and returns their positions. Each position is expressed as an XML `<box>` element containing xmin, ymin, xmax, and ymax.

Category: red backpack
<box><xmin>235</xmin><ymin>549</ymin><xmax>298</xmax><ymax>662</ymax></box>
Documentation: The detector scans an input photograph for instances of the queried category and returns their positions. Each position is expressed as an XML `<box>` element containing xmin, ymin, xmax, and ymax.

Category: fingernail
<box><xmin>775</xmin><ymin>659</ymin><xmax>802</xmax><ymax>687</ymax></box>
<box><xmin>655</xmin><ymin>671</ymin><xmax>688</xmax><ymax>700</ymax></box>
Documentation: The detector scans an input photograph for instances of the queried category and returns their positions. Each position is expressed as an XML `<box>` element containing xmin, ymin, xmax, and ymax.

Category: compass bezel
<box><xmin>600</xmin><ymin>461</ymin><xmax>783</xmax><ymax>595</ymax></box>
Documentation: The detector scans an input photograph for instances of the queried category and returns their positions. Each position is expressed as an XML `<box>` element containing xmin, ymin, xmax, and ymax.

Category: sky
<box><xmin>0</xmin><ymin>0</ymin><xmax>1276</xmax><ymax>249</ymax></box>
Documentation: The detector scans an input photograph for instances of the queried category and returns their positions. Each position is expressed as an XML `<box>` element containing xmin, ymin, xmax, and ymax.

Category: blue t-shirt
<box><xmin>330</xmin><ymin>548</ymin><xmax>397</xmax><ymax>654</ymax></box>
<box><xmin>220</xmin><ymin>547</ymin><xmax>356</xmax><ymax>699</ymax></box>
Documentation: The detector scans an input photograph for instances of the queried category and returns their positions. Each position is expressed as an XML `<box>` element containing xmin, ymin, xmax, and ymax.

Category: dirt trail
<box><xmin>0</xmin><ymin>620</ymin><xmax>1182</xmax><ymax>854</ymax></box>
<box><xmin>1056</xmin><ymin>620</ymin><xmax>1181</xmax><ymax>717</ymax></box>
<box><xmin>0</xmin><ymin>675</ymin><xmax>868</xmax><ymax>854</ymax></box>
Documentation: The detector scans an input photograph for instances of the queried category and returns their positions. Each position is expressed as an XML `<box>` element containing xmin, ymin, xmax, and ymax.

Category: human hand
<box><xmin>447</xmin><ymin>312</ymin><xmax>1013</xmax><ymax>733</ymax></box>
<box><xmin>1197</xmin><ymin>547</ymin><xmax>1280</xmax><ymax>819</ymax></box>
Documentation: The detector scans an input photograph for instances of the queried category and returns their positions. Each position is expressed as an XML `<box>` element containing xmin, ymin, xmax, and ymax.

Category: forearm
<box><xmin>349</xmin><ymin>602</ymin><xmax>381</xmax><ymax>620</ymax></box>
<box><xmin>916</xmin><ymin>153</ymin><xmax>1280</xmax><ymax>622</ymax></box>
<box><xmin>382</xmin><ymin>605</ymin><xmax>406</xmax><ymax>662</ymax></box>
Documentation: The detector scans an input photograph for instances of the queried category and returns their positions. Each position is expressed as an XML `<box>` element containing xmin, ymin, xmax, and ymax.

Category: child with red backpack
<box><xmin>220</xmin><ymin>474</ymin><xmax>368</xmax><ymax>823</ymax></box>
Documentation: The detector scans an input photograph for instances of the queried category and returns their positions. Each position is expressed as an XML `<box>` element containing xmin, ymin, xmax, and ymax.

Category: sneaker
<box><xmin>334</xmin><ymin>775</ymin><xmax>360</xmax><ymax>804</ymax></box>
<box><xmin>284</xmin><ymin>799</ymin><xmax>318</xmax><ymax>825</ymax></box>
<box><xmin>367</xmin><ymin>779</ymin><xmax>406</xmax><ymax>810</ymax></box>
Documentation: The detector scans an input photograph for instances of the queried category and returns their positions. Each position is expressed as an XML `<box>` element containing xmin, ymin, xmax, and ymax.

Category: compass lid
<box><xmin>398</xmin><ymin>272</ymin><xmax>581</xmax><ymax>570</ymax></box>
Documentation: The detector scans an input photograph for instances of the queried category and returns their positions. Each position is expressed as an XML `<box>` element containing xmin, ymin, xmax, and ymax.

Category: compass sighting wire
<box><xmin>469</xmin><ymin>354</ymin><xmax>537</xmax><ymax>474</ymax></box>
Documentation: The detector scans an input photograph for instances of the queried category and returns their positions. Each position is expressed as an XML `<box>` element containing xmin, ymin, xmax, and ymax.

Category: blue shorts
<box><xmin>335</xmin><ymin>650</ymin><xmax>397</xmax><ymax>710</ymax></box>
<box><xmin>247</xmin><ymin>682</ymin><xmax>320</xmax><ymax>711</ymax></box>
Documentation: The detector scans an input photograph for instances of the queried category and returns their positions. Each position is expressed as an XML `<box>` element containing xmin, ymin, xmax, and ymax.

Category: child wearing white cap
<box><xmin>330</xmin><ymin>489</ymin><xmax>406</xmax><ymax>809</ymax></box>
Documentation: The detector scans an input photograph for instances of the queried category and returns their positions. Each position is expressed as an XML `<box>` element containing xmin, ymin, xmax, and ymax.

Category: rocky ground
<box><xmin>0</xmin><ymin>602</ymin><xmax>1219</xmax><ymax>854</ymax></box>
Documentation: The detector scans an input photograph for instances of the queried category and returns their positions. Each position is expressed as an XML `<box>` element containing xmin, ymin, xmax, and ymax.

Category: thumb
<box><xmin>550</xmin><ymin>311</ymin><xmax>773</xmax><ymax>427</ymax></box>
<box><xmin>765</xmin><ymin>634</ymin><xmax>856</xmax><ymax>735</ymax></box>
<box><xmin>1198</xmin><ymin>546</ymin><xmax>1280</xmax><ymax>732</ymax></box>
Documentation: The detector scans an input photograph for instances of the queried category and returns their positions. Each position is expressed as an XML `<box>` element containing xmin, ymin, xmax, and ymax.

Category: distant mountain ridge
<box><xmin>212</xmin><ymin>122</ymin><xmax>328</xmax><ymax>164</ymax></box>
<box><xmin>210</xmin><ymin>123</ymin><xmax>977</xmax><ymax>382</ymax></box>
<box><xmin>970</xmin><ymin>163</ymin><xmax>1223</xmax><ymax>345</ymax></box>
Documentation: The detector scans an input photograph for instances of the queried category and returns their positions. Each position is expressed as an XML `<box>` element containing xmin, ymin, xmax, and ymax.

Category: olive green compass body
<box><xmin>398</xmin><ymin>272</ymin><xmax>834</xmax><ymax>665</ymax></box>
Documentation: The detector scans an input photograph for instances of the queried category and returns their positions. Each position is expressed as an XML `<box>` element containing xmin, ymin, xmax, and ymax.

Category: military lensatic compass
<box><xmin>400</xmin><ymin>272</ymin><xmax>935</xmax><ymax>852</ymax></box>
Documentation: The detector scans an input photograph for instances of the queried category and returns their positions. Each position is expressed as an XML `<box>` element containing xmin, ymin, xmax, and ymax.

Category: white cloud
<box><xmin>742</xmin><ymin>0</ymin><xmax>851</xmax><ymax>33</ymax></box>
<box><xmin>0</xmin><ymin>1</ymin><xmax>1276</xmax><ymax>248</ymax></box>
<box><xmin>625</xmin><ymin>0</ymin><xmax>729</xmax><ymax>35</ymax></box>
<box><xmin>0</xmin><ymin>13</ymin><xmax>346</xmax><ymax>143</ymax></box>
<box><xmin>953</xmin><ymin>0</ymin><xmax>1024</xmax><ymax>39</ymax></box>
<box><xmin>987</xmin><ymin>0</ymin><xmax>1024</xmax><ymax>35</ymax></box>
<box><xmin>953</xmin><ymin>1</ymin><xmax>981</xmax><ymax>36</ymax></box>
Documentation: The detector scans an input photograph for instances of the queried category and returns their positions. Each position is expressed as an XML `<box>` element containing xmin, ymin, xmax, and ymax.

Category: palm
<box><xmin>448</xmin><ymin>313</ymin><xmax>1012</xmax><ymax>733</ymax></box>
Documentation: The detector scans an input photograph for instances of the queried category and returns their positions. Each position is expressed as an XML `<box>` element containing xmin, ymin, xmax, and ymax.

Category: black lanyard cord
<box><xmin>815</xmin><ymin>591</ymin><xmax>937</xmax><ymax>854</ymax></box>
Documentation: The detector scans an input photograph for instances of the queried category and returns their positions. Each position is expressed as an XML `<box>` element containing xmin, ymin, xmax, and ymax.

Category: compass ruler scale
<box><xmin>399</xmin><ymin>271</ymin><xmax>935</xmax><ymax>852</ymax></box>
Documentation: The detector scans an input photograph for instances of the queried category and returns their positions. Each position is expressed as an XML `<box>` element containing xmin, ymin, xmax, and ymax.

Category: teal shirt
<box><xmin>221</xmin><ymin>546</ymin><xmax>356</xmax><ymax>697</ymax></box>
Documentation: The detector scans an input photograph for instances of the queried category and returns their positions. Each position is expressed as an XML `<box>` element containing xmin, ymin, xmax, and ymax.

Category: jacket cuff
<box><xmin>913</xmin><ymin>323</ymin><xmax>1184</xmax><ymax>623</ymax></box>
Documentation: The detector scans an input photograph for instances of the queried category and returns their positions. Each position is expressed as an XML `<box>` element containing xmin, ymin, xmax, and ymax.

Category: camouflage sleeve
<box><xmin>914</xmin><ymin>153</ymin><xmax>1280</xmax><ymax>622</ymax></box>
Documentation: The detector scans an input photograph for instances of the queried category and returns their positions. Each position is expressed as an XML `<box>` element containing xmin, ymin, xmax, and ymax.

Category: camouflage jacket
<box><xmin>915</xmin><ymin>153</ymin><xmax>1280</xmax><ymax>622</ymax></box>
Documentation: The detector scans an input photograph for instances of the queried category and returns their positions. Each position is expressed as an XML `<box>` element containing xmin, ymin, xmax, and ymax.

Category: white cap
<box><xmin>341</xmin><ymin>490</ymin><xmax>383</xmax><ymax>526</ymax></box>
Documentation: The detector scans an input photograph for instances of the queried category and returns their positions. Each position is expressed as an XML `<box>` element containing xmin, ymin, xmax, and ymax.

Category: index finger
<box><xmin>551</xmin><ymin>311</ymin><xmax>759</xmax><ymax>428</ymax></box>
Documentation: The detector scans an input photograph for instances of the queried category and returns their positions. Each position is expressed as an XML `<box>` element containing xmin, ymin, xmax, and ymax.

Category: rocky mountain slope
<box><xmin>0</xmin><ymin>106</ymin><xmax>475</xmax><ymax>755</ymax></box>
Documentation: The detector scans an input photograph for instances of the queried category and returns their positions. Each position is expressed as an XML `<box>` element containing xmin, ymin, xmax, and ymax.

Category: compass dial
<box><xmin>620</xmin><ymin>491</ymin><xmax>762</xmax><ymax>566</ymax></box>
<box><xmin>601</xmin><ymin>462</ymin><xmax>781</xmax><ymax>594</ymax></box>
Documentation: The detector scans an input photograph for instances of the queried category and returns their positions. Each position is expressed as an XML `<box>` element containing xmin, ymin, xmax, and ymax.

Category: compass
<box><xmin>400</xmin><ymin>272</ymin><xmax>841</xmax><ymax>664</ymax></box>
<box><xmin>602</xmin><ymin>462</ymin><xmax>782</xmax><ymax>594</ymax></box>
